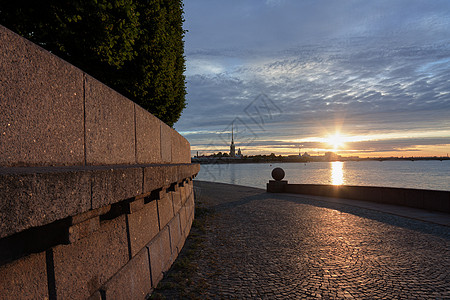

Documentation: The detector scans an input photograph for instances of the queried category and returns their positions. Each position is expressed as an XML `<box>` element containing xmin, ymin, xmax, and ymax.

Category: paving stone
<box><xmin>154</xmin><ymin>181</ymin><xmax>450</xmax><ymax>299</ymax></box>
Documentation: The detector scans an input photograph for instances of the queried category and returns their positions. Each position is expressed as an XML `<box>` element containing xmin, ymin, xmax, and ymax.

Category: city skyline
<box><xmin>175</xmin><ymin>0</ymin><xmax>450</xmax><ymax>157</ymax></box>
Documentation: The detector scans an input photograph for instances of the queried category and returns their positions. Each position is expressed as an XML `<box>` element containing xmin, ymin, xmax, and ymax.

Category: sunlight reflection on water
<box><xmin>331</xmin><ymin>161</ymin><xmax>344</xmax><ymax>185</ymax></box>
<box><xmin>196</xmin><ymin>161</ymin><xmax>450</xmax><ymax>191</ymax></box>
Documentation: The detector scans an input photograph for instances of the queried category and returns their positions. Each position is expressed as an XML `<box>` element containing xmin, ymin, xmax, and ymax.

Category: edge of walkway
<box><xmin>195</xmin><ymin>180</ymin><xmax>450</xmax><ymax>227</ymax></box>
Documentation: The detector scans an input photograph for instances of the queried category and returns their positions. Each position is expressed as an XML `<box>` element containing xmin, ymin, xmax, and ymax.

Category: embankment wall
<box><xmin>267</xmin><ymin>181</ymin><xmax>450</xmax><ymax>213</ymax></box>
<box><xmin>0</xmin><ymin>25</ymin><xmax>199</xmax><ymax>299</ymax></box>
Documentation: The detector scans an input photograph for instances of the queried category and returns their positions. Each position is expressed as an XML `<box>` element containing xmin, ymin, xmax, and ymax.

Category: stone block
<box><xmin>422</xmin><ymin>190</ymin><xmax>450</xmax><ymax>213</ymax></box>
<box><xmin>135</xmin><ymin>104</ymin><xmax>161</xmax><ymax>164</ymax></box>
<box><xmin>160</xmin><ymin>122</ymin><xmax>172</xmax><ymax>163</ymax></box>
<box><xmin>101</xmin><ymin>247</ymin><xmax>151</xmax><ymax>299</ymax></box>
<box><xmin>147</xmin><ymin>227</ymin><xmax>171</xmax><ymax>286</ymax></box>
<box><xmin>71</xmin><ymin>205</ymin><xmax>111</xmax><ymax>225</ymax></box>
<box><xmin>128</xmin><ymin>197</ymin><xmax>145</xmax><ymax>214</ymax></box>
<box><xmin>165</xmin><ymin>164</ymin><xmax>178</xmax><ymax>185</ymax></box>
<box><xmin>379</xmin><ymin>187</ymin><xmax>404</xmax><ymax>205</ymax></box>
<box><xmin>91</xmin><ymin>167</ymin><xmax>143</xmax><ymax>209</ymax></box>
<box><xmin>87</xmin><ymin>291</ymin><xmax>102</xmax><ymax>300</ymax></box>
<box><xmin>179</xmin><ymin>184</ymin><xmax>187</xmax><ymax>205</ymax></box>
<box><xmin>127</xmin><ymin>200</ymin><xmax>159</xmax><ymax>257</ymax></box>
<box><xmin>0</xmin><ymin>252</ymin><xmax>48</xmax><ymax>300</ymax></box>
<box><xmin>143</xmin><ymin>165</ymin><xmax>169</xmax><ymax>194</ymax></box>
<box><xmin>167</xmin><ymin>214</ymin><xmax>182</xmax><ymax>254</ymax></box>
<box><xmin>403</xmin><ymin>189</ymin><xmax>423</xmax><ymax>209</ymax></box>
<box><xmin>52</xmin><ymin>215</ymin><xmax>129</xmax><ymax>300</ymax></box>
<box><xmin>187</xmin><ymin>192</ymin><xmax>195</xmax><ymax>218</ymax></box>
<box><xmin>171</xmin><ymin>131</ymin><xmax>191</xmax><ymax>163</ymax></box>
<box><xmin>267</xmin><ymin>180</ymin><xmax>287</xmax><ymax>193</ymax></box>
<box><xmin>0</xmin><ymin>170</ymin><xmax>91</xmax><ymax>239</ymax></box>
<box><xmin>157</xmin><ymin>191</ymin><xmax>175</xmax><ymax>229</ymax></box>
<box><xmin>68</xmin><ymin>216</ymin><xmax>100</xmax><ymax>243</ymax></box>
<box><xmin>0</xmin><ymin>25</ymin><xmax>84</xmax><ymax>167</ymax></box>
<box><xmin>85</xmin><ymin>75</ymin><xmax>135</xmax><ymax>165</ymax></box>
<box><xmin>179</xmin><ymin>205</ymin><xmax>187</xmax><ymax>236</ymax></box>
<box><xmin>172</xmin><ymin>186</ymin><xmax>183</xmax><ymax>215</ymax></box>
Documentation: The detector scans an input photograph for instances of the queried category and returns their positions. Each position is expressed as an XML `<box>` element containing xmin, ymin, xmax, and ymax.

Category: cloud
<box><xmin>178</xmin><ymin>0</ymin><xmax>450</xmax><ymax>156</ymax></box>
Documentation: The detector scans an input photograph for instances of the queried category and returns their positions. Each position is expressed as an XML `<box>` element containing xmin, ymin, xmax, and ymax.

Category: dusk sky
<box><xmin>175</xmin><ymin>0</ymin><xmax>450</xmax><ymax>157</ymax></box>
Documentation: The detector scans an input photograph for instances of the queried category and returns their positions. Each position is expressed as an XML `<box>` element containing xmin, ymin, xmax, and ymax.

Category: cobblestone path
<box><xmin>155</xmin><ymin>181</ymin><xmax>450</xmax><ymax>299</ymax></box>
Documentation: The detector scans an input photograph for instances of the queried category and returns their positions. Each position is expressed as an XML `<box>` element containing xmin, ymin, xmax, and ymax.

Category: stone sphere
<box><xmin>271</xmin><ymin>167</ymin><xmax>285</xmax><ymax>181</ymax></box>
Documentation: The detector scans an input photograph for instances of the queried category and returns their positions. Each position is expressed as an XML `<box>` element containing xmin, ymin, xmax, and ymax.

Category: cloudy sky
<box><xmin>175</xmin><ymin>0</ymin><xmax>450</xmax><ymax>157</ymax></box>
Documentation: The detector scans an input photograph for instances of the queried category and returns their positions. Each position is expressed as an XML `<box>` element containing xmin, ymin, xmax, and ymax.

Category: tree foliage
<box><xmin>0</xmin><ymin>0</ymin><xmax>186</xmax><ymax>126</ymax></box>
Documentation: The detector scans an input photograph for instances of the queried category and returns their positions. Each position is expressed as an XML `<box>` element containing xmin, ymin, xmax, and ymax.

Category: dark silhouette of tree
<box><xmin>0</xmin><ymin>0</ymin><xmax>186</xmax><ymax>126</ymax></box>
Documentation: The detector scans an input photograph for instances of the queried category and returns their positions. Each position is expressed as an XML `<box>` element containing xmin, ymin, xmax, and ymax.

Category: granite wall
<box><xmin>0</xmin><ymin>25</ymin><xmax>199</xmax><ymax>299</ymax></box>
<box><xmin>267</xmin><ymin>182</ymin><xmax>450</xmax><ymax>213</ymax></box>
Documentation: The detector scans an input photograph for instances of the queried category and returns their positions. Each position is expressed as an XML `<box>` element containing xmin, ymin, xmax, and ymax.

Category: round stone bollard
<box><xmin>271</xmin><ymin>167</ymin><xmax>285</xmax><ymax>181</ymax></box>
<box><xmin>267</xmin><ymin>167</ymin><xmax>287</xmax><ymax>193</ymax></box>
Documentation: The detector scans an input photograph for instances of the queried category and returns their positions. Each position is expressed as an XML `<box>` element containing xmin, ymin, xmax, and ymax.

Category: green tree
<box><xmin>0</xmin><ymin>0</ymin><xmax>186</xmax><ymax>126</ymax></box>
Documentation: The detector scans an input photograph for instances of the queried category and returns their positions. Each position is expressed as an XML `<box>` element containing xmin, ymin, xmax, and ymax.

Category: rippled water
<box><xmin>195</xmin><ymin>160</ymin><xmax>450</xmax><ymax>191</ymax></box>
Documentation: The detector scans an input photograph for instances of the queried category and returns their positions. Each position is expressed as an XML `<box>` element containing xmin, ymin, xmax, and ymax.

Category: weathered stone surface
<box><xmin>53</xmin><ymin>215</ymin><xmax>129</xmax><ymax>300</ymax></box>
<box><xmin>87</xmin><ymin>291</ymin><xmax>102</xmax><ymax>300</ymax></box>
<box><xmin>160</xmin><ymin>123</ymin><xmax>172</xmax><ymax>163</ymax></box>
<box><xmin>179</xmin><ymin>205</ymin><xmax>187</xmax><ymax>236</ymax></box>
<box><xmin>0</xmin><ymin>252</ymin><xmax>48</xmax><ymax>300</ymax></box>
<box><xmin>179</xmin><ymin>184</ymin><xmax>188</xmax><ymax>205</ymax></box>
<box><xmin>168</xmin><ymin>214</ymin><xmax>182</xmax><ymax>254</ymax></box>
<box><xmin>0</xmin><ymin>25</ymin><xmax>84</xmax><ymax>167</ymax></box>
<box><xmin>91</xmin><ymin>167</ymin><xmax>143</xmax><ymax>209</ymax></box>
<box><xmin>147</xmin><ymin>226</ymin><xmax>171</xmax><ymax>287</ymax></box>
<box><xmin>423</xmin><ymin>190</ymin><xmax>449</xmax><ymax>212</ymax></box>
<box><xmin>85</xmin><ymin>75</ymin><xmax>136</xmax><ymax>165</ymax></box>
<box><xmin>71</xmin><ymin>205</ymin><xmax>111</xmax><ymax>225</ymax></box>
<box><xmin>0</xmin><ymin>171</ymin><xmax>91</xmax><ymax>239</ymax></box>
<box><xmin>102</xmin><ymin>247</ymin><xmax>151</xmax><ymax>299</ymax></box>
<box><xmin>143</xmin><ymin>165</ymin><xmax>169</xmax><ymax>194</ymax></box>
<box><xmin>171</xmin><ymin>186</ymin><xmax>182</xmax><ymax>215</ymax></box>
<box><xmin>171</xmin><ymin>131</ymin><xmax>191</xmax><ymax>163</ymax></box>
<box><xmin>157</xmin><ymin>191</ymin><xmax>175</xmax><ymax>229</ymax></box>
<box><xmin>135</xmin><ymin>104</ymin><xmax>161</xmax><ymax>164</ymax></box>
<box><xmin>127</xmin><ymin>200</ymin><xmax>159</xmax><ymax>257</ymax></box>
<box><xmin>68</xmin><ymin>216</ymin><xmax>100</xmax><ymax>243</ymax></box>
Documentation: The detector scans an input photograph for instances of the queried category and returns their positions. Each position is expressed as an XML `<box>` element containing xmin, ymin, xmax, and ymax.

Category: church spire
<box><xmin>232</xmin><ymin>124</ymin><xmax>234</xmax><ymax>143</ymax></box>
<box><xmin>230</xmin><ymin>123</ymin><xmax>236</xmax><ymax>157</ymax></box>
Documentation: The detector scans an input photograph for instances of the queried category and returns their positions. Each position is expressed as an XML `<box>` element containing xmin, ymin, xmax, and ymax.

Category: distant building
<box><xmin>230</xmin><ymin>125</ymin><xmax>236</xmax><ymax>157</ymax></box>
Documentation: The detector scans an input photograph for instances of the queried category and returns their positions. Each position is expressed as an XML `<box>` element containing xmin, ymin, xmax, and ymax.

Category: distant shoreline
<box><xmin>193</xmin><ymin>157</ymin><xmax>450</xmax><ymax>164</ymax></box>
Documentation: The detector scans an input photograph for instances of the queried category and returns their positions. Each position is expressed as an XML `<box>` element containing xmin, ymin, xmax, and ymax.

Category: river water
<box><xmin>195</xmin><ymin>160</ymin><xmax>450</xmax><ymax>191</ymax></box>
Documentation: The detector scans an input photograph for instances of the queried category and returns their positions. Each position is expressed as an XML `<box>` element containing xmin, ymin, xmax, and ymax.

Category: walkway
<box><xmin>155</xmin><ymin>181</ymin><xmax>450</xmax><ymax>299</ymax></box>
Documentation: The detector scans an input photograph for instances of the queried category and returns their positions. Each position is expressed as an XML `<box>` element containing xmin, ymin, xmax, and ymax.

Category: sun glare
<box><xmin>326</xmin><ymin>133</ymin><xmax>345</xmax><ymax>150</ymax></box>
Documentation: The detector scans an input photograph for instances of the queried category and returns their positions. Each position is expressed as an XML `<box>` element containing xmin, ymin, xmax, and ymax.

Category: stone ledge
<box><xmin>0</xmin><ymin>163</ymin><xmax>199</xmax><ymax>240</ymax></box>
<box><xmin>270</xmin><ymin>183</ymin><xmax>450</xmax><ymax>214</ymax></box>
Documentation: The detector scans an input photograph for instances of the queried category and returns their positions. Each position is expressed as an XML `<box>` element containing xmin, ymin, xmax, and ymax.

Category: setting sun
<box><xmin>326</xmin><ymin>133</ymin><xmax>346</xmax><ymax>150</ymax></box>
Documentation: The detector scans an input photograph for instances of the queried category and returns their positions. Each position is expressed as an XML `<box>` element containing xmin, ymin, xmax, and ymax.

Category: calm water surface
<box><xmin>195</xmin><ymin>160</ymin><xmax>450</xmax><ymax>191</ymax></box>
